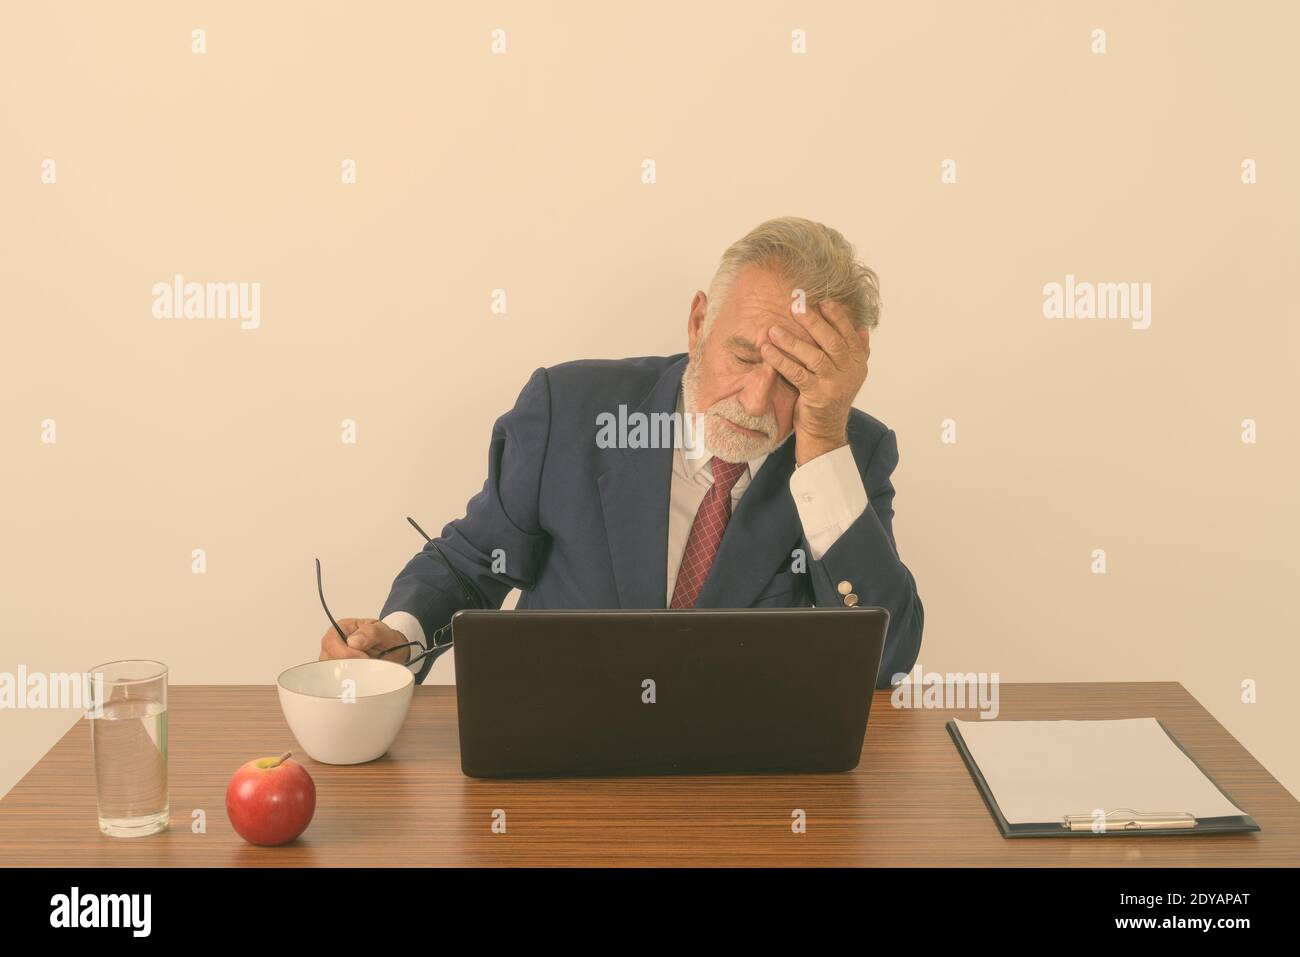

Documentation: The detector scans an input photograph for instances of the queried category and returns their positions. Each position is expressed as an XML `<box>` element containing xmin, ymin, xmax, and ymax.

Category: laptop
<box><xmin>450</xmin><ymin>607</ymin><xmax>889</xmax><ymax>778</ymax></box>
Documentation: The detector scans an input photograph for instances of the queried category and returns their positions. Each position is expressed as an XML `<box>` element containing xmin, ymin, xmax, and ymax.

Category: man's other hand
<box><xmin>318</xmin><ymin>617</ymin><xmax>411</xmax><ymax>662</ymax></box>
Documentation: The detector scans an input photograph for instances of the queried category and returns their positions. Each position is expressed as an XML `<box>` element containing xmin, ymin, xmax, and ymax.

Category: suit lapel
<box><xmin>694</xmin><ymin>437</ymin><xmax>803</xmax><ymax>608</ymax></box>
<box><xmin>596</xmin><ymin>356</ymin><xmax>687</xmax><ymax>609</ymax></box>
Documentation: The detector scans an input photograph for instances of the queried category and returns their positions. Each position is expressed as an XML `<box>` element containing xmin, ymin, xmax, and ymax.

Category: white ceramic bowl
<box><xmin>277</xmin><ymin>659</ymin><xmax>415</xmax><ymax>765</ymax></box>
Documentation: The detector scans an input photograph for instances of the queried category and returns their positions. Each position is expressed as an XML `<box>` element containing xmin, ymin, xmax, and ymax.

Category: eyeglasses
<box><xmin>315</xmin><ymin>517</ymin><xmax>485</xmax><ymax>668</ymax></box>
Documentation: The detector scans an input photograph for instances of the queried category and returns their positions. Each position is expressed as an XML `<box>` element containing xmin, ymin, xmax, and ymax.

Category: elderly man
<box><xmin>320</xmin><ymin>216</ymin><xmax>923</xmax><ymax>688</ymax></box>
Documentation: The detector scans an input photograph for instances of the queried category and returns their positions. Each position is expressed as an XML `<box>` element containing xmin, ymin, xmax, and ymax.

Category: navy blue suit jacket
<box><xmin>381</xmin><ymin>354</ymin><xmax>923</xmax><ymax>687</ymax></box>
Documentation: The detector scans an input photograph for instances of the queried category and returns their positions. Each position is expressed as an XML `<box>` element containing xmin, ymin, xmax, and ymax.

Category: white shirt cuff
<box><xmin>381</xmin><ymin>611</ymin><xmax>427</xmax><ymax>673</ymax></box>
<box><xmin>788</xmin><ymin>444</ymin><xmax>869</xmax><ymax>561</ymax></box>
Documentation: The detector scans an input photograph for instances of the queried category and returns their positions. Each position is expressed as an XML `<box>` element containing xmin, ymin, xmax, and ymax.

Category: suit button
<box><xmin>843</xmin><ymin>593</ymin><xmax>860</xmax><ymax>607</ymax></box>
<box><xmin>836</xmin><ymin>580</ymin><xmax>852</xmax><ymax>596</ymax></box>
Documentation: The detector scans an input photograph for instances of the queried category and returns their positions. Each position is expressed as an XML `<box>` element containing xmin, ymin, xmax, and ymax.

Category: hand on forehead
<box><xmin>770</xmin><ymin>299</ymin><xmax>848</xmax><ymax>345</ymax></box>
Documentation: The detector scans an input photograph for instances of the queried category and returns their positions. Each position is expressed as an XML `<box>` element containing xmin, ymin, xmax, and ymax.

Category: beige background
<box><xmin>2</xmin><ymin>1</ymin><xmax>1297</xmax><ymax>802</ymax></box>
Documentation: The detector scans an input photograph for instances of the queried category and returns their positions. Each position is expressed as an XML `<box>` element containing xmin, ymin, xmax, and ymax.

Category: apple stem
<box><xmin>267</xmin><ymin>751</ymin><xmax>292</xmax><ymax>768</ymax></box>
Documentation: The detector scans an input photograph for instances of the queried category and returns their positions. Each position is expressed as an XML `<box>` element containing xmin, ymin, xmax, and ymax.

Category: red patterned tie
<box><xmin>670</xmin><ymin>457</ymin><xmax>750</xmax><ymax>609</ymax></box>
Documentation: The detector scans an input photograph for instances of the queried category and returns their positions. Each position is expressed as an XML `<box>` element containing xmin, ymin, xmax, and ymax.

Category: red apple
<box><xmin>225</xmin><ymin>751</ymin><xmax>316</xmax><ymax>846</ymax></box>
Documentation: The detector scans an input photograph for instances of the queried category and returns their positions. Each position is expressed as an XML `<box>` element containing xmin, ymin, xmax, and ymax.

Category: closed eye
<box><xmin>726</xmin><ymin>335</ymin><xmax>762</xmax><ymax>366</ymax></box>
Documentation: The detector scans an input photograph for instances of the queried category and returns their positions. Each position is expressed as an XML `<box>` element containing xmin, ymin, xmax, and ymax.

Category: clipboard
<box><xmin>946</xmin><ymin>718</ymin><xmax>1261</xmax><ymax>838</ymax></box>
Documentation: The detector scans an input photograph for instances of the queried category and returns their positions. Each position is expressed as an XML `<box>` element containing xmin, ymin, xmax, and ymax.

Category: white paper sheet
<box><xmin>953</xmin><ymin>717</ymin><xmax>1245</xmax><ymax>825</ymax></box>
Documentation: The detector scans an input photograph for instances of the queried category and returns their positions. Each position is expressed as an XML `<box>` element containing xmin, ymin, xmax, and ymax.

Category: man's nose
<box><xmin>739</xmin><ymin>365</ymin><xmax>780</xmax><ymax>419</ymax></box>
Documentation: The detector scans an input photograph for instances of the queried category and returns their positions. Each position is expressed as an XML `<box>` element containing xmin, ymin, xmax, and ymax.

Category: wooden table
<box><xmin>1</xmin><ymin>682</ymin><xmax>1296</xmax><ymax>866</ymax></box>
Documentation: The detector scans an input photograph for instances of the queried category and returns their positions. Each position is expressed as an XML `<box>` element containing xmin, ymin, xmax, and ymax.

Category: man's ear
<box><xmin>856</xmin><ymin>326</ymin><xmax>872</xmax><ymax>363</ymax></box>
<box><xmin>687</xmin><ymin>290</ymin><xmax>708</xmax><ymax>353</ymax></box>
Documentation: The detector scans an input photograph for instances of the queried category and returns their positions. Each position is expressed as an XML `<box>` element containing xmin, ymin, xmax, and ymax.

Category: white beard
<box><xmin>682</xmin><ymin>351</ymin><xmax>786</xmax><ymax>464</ymax></box>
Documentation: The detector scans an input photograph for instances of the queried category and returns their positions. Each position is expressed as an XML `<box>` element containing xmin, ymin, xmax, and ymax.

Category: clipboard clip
<box><xmin>1063</xmin><ymin>808</ymin><xmax>1198</xmax><ymax>831</ymax></box>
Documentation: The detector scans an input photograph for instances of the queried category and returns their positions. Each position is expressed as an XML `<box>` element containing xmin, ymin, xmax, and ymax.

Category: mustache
<box><xmin>707</xmin><ymin>397</ymin><xmax>776</xmax><ymax>437</ymax></box>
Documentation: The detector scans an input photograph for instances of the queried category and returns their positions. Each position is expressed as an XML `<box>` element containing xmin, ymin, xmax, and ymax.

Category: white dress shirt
<box><xmin>384</xmin><ymin>389</ymin><xmax>869</xmax><ymax>672</ymax></box>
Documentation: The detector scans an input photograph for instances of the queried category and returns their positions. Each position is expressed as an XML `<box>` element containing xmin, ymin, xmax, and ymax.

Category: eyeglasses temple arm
<box><xmin>406</xmin><ymin>516</ymin><xmax>487</xmax><ymax>610</ymax></box>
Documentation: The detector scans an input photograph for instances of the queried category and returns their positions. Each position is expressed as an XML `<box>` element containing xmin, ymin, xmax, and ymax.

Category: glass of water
<box><xmin>87</xmin><ymin>659</ymin><xmax>169</xmax><ymax>837</ymax></box>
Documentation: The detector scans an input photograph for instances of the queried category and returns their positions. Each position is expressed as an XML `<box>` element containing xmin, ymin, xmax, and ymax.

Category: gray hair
<box><xmin>702</xmin><ymin>216</ymin><xmax>881</xmax><ymax>339</ymax></box>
